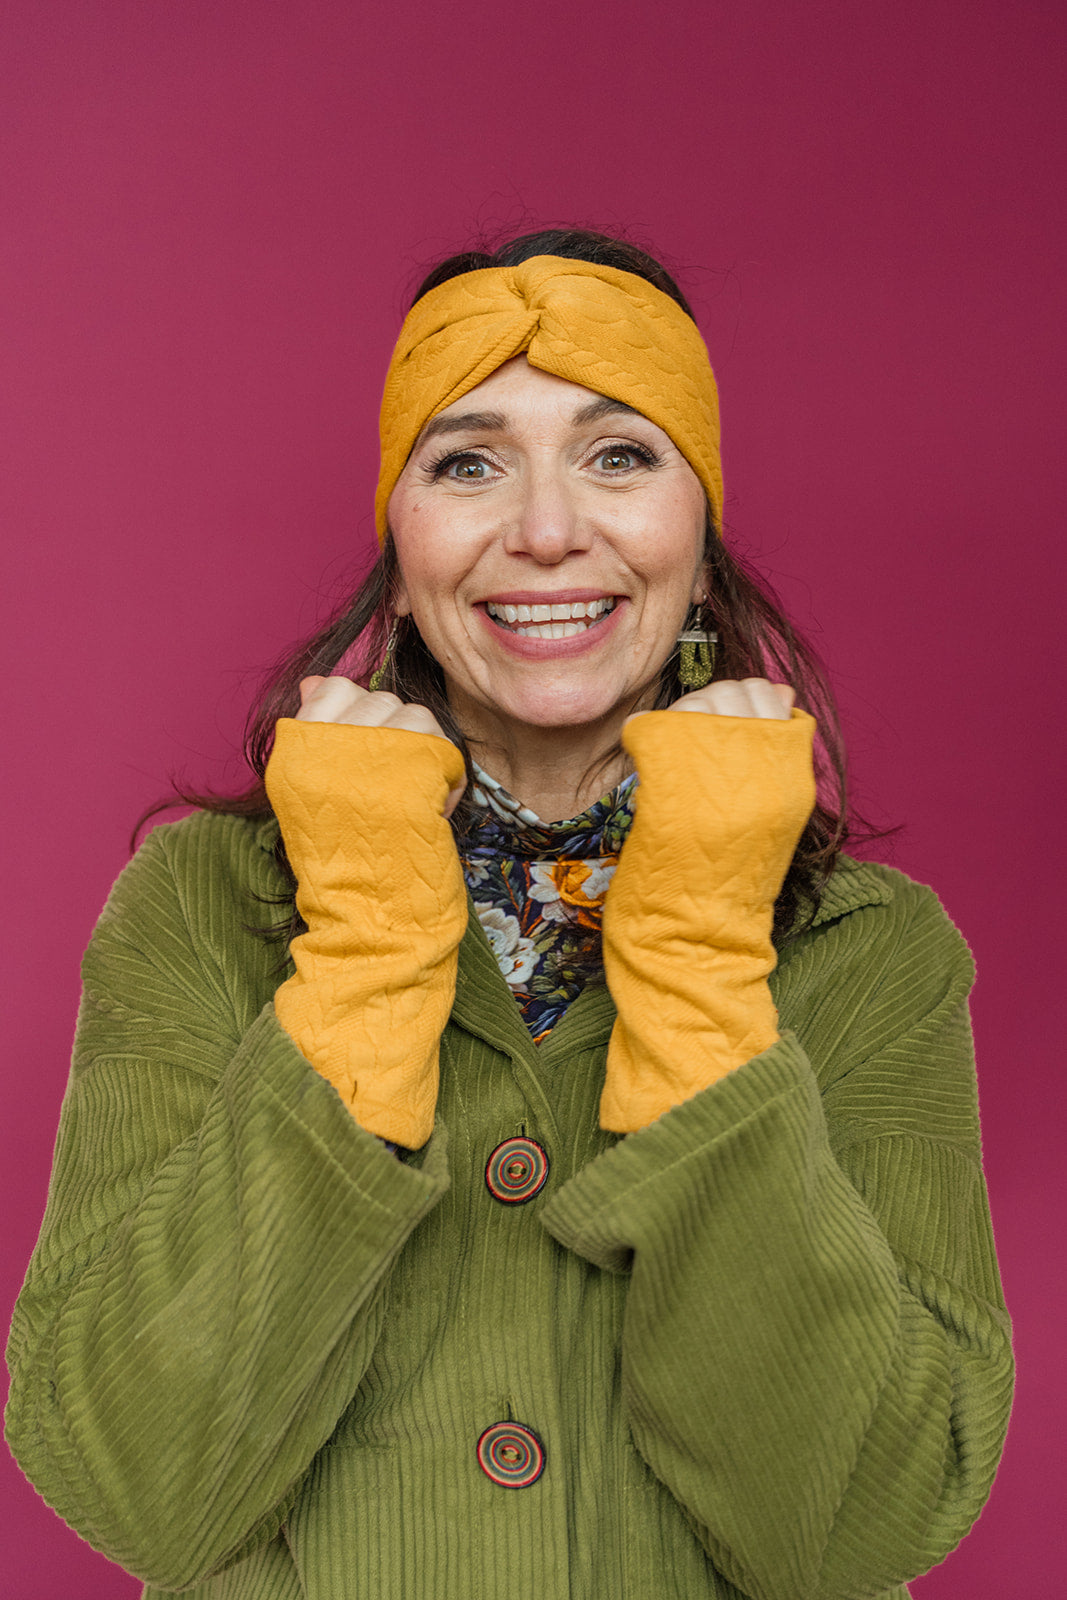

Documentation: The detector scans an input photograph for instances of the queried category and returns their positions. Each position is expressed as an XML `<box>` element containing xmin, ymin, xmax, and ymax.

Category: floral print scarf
<box><xmin>455</xmin><ymin>763</ymin><xmax>637</xmax><ymax>1043</ymax></box>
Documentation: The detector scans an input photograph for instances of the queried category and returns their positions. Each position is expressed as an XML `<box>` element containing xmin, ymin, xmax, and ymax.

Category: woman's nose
<box><xmin>501</xmin><ymin>469</ymin><xmax>593</xmax><ymax>562</ymax></box>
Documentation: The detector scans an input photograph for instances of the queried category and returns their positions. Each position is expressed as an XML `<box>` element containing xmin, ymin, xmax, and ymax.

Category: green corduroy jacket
<box><xmin>6</xmin><ymin>811</ymin><xmax>1013</xmax><ymax>1599</ymax></box>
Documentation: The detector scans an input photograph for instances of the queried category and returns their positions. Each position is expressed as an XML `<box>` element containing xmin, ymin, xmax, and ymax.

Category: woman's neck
<box><xmin>466</xmin><ymin>721</ymin><xmax>633</xmax><ymax>823</ymax></box>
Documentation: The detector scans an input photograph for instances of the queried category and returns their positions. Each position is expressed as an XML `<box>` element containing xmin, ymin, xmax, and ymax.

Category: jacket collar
<box><xmin>806</xmin><ymin>854</ymin><xmax>893</xmax><ymax>926</ymax></box>
<box><xmin>255</xmin><ymin>815</ymin><xmax>282</xmax><ymax>854</ymax></box>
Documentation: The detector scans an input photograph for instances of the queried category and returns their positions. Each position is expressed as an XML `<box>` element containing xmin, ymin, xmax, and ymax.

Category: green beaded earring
<box><xmin>368</xmin><ymin>618</ymin><xmax>399</xmax><ymax>691</ymax></box>
<box><xmin>677</xmin><ymin>604</ymin><xmax>718</xmax><ymax>691</ymax></box>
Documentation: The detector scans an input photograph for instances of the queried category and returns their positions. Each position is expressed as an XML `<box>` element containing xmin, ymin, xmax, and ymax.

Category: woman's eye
<box><xmin>433</xmin><ymin>453</ymin><xmax>495</xmax><ymax>482</ymax></box>
<box><xmin>594</xmin><ymin>446</ymin><xmax>653</xmax><ymax>473</ymax></box>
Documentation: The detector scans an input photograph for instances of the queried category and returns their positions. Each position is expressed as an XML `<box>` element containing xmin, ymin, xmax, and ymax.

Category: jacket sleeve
<box><xmin>541</xmin><ymin>879</ymin><xmax>1013</xmax><ymax>1600</ymax></box>
<box><xmin>4</xmin><ymin>815</ymin><xmax>451</xmax><ymax>1591</ymax></box>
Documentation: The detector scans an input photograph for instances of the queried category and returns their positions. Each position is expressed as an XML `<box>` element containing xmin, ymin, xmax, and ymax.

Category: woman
<box><xmin>5</xmin><ymin>230</ymin><xmax>1012</xmax><ymax>1599</ymax></box>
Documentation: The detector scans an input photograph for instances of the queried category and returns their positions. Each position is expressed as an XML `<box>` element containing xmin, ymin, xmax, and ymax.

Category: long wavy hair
<box><xmin>145</xmin><ymin>227</ymin><xmax>862</xmax><ymax>945</ymax></box>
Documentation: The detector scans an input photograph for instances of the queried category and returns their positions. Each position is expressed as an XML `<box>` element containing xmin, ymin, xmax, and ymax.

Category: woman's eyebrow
<box><xmin>419</xmin><ymin>397</ymin><xmax>642</xmax><ymax>448</ymax></box>
<box><xmin>570</xmin><ymin>397</ymin><xmax>641</xmax><ymax>426</ymax></box>
<box><xmin>418</xmin><ymin>410</ymin><xmax>507</xmax><ymax>445</ymax></box>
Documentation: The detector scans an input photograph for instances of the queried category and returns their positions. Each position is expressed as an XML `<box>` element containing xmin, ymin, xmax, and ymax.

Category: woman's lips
<box><xmin>474</xmin><ymin>595</ymin><xmax>626</xmax><ymax>656</ymax></box>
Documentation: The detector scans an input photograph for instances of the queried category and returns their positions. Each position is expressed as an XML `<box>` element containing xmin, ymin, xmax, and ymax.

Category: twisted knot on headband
<box><xmin>375</xmin><ymin>256</ymin><xmax>722</xmax><ymax>542</ymax></box>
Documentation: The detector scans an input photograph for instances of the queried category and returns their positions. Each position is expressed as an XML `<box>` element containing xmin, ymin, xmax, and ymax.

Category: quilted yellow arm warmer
<box><xmin>264</xmin><ymin>718</ymin><xmax>468</xmax><ymax>1148</ymax></box>
<box><xmin>600</xmin><ymin>709</ymin><xmax>817</xmax><ymax>1133</ymax></box>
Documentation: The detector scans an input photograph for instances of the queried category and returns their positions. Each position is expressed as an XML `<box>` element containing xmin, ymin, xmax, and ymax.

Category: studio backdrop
<box><xmin>2</xmin><ymin>2</ymin><xmax>1063</xmax><ymax>1595</ymax></box>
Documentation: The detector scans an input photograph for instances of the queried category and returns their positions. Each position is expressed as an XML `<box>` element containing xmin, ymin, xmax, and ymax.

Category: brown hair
<box><xmin>145</xmin><ymin>227</ymin><xmax>862</xmax><ymax>944</ymax></box>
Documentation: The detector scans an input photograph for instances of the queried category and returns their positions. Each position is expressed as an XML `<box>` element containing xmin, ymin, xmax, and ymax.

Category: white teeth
<box><xmin>485</xmin><ymin>597</ymin><xmax>617</xmax><ymax>636</ymax></box>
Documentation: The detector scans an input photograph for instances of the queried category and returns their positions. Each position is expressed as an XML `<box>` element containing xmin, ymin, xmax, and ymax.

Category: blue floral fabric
<box><xmin>456</xmin><ymin>764</ymin><xmax>637</xmax><ymax>1042</ymax></box>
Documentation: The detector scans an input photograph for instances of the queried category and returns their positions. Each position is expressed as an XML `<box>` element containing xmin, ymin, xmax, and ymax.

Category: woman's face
<box><xmin>387</xmin><ymin>357</ymin><xmax>708</xmax><ymax>750</ymax></box>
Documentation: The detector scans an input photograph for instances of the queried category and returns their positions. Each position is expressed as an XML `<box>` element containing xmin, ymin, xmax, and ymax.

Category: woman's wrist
<box><xmin>599</xmin><ymin>708</ymin><xmax>816</xmax><ymax>1133</ymax></box>
<box><xmin>264</xmin><ymin>718</ymin><xmax>468</xmax><ymax>1148</ymax></box>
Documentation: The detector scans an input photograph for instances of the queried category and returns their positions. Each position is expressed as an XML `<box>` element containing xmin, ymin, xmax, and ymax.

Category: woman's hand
<box><xmin>298</xmin><ymin>675</ymin><xmax>446</xmax><ymax>735</ymax></box>
<box><xmin>668</xmin><ymin>677</ymin><xmax>795</xmax><ymax>720</ymax></box>
<box><xmin>296</xmin><ymin>676</ymin><xmax>466</xmax><ymax>818</ymax></box>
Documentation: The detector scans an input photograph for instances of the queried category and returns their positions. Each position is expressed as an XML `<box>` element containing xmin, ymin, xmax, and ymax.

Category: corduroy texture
<box><xmin>264</xmin><ymin>718</ymin><xmax>467</xmax><ymax>1148</ymax></box>
<box><xmin>601</xmin><ymin>708</ymin><xmax>816</xmax><ymax>1131</ymax></box>
<box><xmin>5</xmin><ymin>811</ymin><xmax>1012</xmax><ymax>1600</ymax></box>
<box><xmin>375</xmin><ymin>256</ymin><xmax>723</xmax><ymax>541</ymax></box>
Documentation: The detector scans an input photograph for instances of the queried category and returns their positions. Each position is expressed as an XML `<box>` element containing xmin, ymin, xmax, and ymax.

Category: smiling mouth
<box><xmin>485</xmin><ymin>597</ymin><xmax>617</xmax><ymax>639</ymax></box>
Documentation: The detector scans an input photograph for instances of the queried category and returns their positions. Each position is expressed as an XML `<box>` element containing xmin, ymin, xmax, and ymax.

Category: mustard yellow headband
<box><xmin>375</xmin><ymin>255</ymin><xmax>722</xmax><ymax>543</ymax></box>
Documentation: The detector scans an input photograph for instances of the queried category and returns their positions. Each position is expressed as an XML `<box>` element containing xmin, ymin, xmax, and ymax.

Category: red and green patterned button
<box><xmin>476</xmin><ymin>1421</ymin><xmax>546</xmax><ymax>1488</ymax></box>
<box><xmin>484</xmin><ymin>1137</ymin><xmax>549</xmax><ymax>1204</ymax></box>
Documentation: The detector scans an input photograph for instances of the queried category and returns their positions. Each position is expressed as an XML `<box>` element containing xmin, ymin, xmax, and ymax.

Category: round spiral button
<box><xmin>484</xmin><ymin>1137</ymin><xmax>549</xmax><ymax>1204</ymax></box>
<box><xmin>476</xmin><ymin>1421</ymin><xmax>546</xmax><ymax>1488</ymax></box>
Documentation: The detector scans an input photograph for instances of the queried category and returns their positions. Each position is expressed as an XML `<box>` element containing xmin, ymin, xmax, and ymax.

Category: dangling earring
<box><xmin>677</xmin><ymin>602</ymin><xmax>718</xmax><ymax>691</ymax></box>
<box><xmin>368</xmin><ymin>617</ymin><xmax>399</xmax><ymax>691</ymax></box>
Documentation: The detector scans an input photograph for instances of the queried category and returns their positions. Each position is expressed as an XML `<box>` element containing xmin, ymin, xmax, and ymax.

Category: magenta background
<box><xmin>2</xmin><ymin>2</ymin><xmax>1063</xmax><ymax>1594</ymax></box>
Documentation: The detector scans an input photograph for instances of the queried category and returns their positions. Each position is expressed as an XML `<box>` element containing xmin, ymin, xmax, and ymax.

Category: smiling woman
<box><xmin>5</xmin><ymin>228</ymin><xmax>1012</xmax><ymax>1600</ymax></box>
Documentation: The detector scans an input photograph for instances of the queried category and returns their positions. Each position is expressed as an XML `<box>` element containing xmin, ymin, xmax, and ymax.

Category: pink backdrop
<box><xmin>3</xmin><ymin>2</ymin><xmax>1063</xmax><ymax>1593</ymax></box>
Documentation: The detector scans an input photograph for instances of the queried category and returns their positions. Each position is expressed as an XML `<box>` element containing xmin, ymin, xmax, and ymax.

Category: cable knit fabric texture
<box><xmin>375</xmin><ymin>255</ymin><xmax>723</xmax><ymax>539</ymax></box>
<box><xmin>264</xmin><ymin>718</ymin><xmax>467</xmax><ymax>1148</ymax></box>
<box><xmin>601</xmin><ymin>708</ymin><xmax>816</xmax><ymax>1130</ymax></box>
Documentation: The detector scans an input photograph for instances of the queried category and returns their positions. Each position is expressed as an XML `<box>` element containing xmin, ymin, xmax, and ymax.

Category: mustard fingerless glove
<box><xmin>600</xmin><ymin>709</ymin><xmax>817</xmax><ymax>1133</ymax></box>
<box><xmin>264</xmin><ymin>719</ymin><xmax>468</xmax><ymax>1148</ymax></box>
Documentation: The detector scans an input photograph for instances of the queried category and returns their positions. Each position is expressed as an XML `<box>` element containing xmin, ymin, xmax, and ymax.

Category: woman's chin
<box><xmin>465</xmin><ymin>683</ymin><xmax>648</xmax><ymax>741</ymax></box>
<box><xmin>443</xmin><ymin>650</ymin><xmax>664</xmax><ymax>745</ymax></box>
